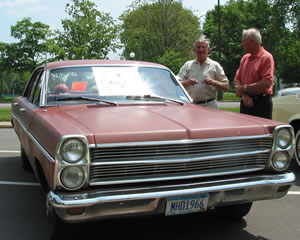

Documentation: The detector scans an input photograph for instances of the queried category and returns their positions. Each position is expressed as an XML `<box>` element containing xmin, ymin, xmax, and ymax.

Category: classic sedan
<box><xmin>273</xmin><ymin>92</ymin><xmax>300</xmax><ymax>166</ymax></box>
<box><xmin>276</xmin><ymin>87</ymin><xmax>300</xmax><ymax>97</ymax></box>
<box><xmin>11</xmin><ymin>60</ymin><xmax>295</xmax><ymax>239</ymax></box>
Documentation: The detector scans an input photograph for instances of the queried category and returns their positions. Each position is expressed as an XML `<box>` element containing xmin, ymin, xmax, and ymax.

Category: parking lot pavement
<box><xmin>1</xmin><ymin>129</ymin><xmax>300</xmax><ymax>240</ymax></box>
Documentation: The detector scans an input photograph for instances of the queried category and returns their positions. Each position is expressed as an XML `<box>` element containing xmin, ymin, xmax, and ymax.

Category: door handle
<box><xmin>19</xmin><ymin>108</ymin><xmax>26</xmax><ymax>112</ymax></box>
<box><xmin>12</xmin><ymin>102</ymin><xmax>19</xmax><ymax>106</ymax></box>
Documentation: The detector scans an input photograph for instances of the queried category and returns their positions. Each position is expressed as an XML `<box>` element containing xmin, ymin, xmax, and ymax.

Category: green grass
<box><xmin>0</xmin><ymin>97</ymin><xmax>14</xmax><ymax>103</ymax></box>
<box><xmin>0</xmin><ymin>108</ymin><xmax>11</xmax><ymax>121</ymax></box>
<box><xmin>220</xmin><ymin>107</ymin><xmax>240</xmax><ymax>113</ymax></box>
<box><xmin>222</xmin><ymin>93</ymin><xmax>240</xmax><ymax>102</ymax></box>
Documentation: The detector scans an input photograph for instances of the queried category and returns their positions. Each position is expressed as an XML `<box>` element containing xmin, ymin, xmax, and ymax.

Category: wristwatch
<box><xmin>243</xmin><ymin>84</ymin><xmax>248</xmax><ymax>93</ymax></box>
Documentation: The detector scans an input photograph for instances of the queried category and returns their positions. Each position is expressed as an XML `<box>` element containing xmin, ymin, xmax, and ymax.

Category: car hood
<box><xmin>58</xmin><ymin>104</ymin><xmax>277</xmax><ymax>144</ymax></box>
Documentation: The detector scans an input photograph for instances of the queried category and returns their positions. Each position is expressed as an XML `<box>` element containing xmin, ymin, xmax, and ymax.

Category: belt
<box><xmin>194</xmin><ymin>98</ymin><xmax>216</xmax><ymax>104</ymax></box>
<box><xmin>252</xmin><ymin>94</ymin><xmax>271</xmax><ymax>100</ymax></box>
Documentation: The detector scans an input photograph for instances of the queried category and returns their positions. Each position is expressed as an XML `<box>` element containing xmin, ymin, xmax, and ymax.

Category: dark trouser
<box><xmin>240</xmin><ymin>94</ymin><xmax>273</xmax><ymax>120</ymax></box>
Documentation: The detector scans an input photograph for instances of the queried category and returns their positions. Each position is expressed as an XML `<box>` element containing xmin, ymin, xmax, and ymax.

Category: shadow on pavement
<box><xmin>60</xmin><ymin>211</ymin><xmax>263</xmax><ymax>240</ymax></box>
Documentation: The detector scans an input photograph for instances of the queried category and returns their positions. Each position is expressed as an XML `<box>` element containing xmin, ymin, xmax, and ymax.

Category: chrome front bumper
<box><xmin>48</xmin><ymin>171</ymin><xmax>296</xmax><ymax>223</ymax></box>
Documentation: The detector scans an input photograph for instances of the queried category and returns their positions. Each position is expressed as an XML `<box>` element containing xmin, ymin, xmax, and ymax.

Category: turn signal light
<box><xmin>67</xmin><ymin>207</ymin><xmax>85</xmax><ymax>215</ymax></box>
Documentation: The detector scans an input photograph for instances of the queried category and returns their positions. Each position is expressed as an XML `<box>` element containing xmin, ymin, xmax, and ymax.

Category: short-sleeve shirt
<box><xmin>235</xmin><ymin>47</ymin><xmax>274</xmax><ymax>95</ymax></box>
<box><xmin>177</xmin><ymin>58</ymin><xmax>228</xmax><ymax>102</ymax></box>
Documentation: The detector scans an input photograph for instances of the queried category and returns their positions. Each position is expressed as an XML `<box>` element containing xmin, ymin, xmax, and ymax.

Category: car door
<box><xmin>12</xmin><ymin>67</ymin><xmax>44</xmax><ymax>151</ymax></box>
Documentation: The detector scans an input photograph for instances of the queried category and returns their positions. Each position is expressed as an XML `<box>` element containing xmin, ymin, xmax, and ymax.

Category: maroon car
<box><xmin>11</xmin><ymin>60</ymin><xmax>295</xmax><ymax>239</ymax></box>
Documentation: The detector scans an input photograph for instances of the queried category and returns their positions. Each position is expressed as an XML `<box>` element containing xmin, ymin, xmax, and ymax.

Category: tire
<box><xmin>295</xmin><ymin>130</ymin><xmax>300</xmax><ymax>167</ymax></box>
<box><xmin>21</xmin><ymin>146</ymin><xmax>32</xmax><ymax>171</ymax></box>
<box><xmin>216</xmin><ymin>202</ymin><xmax>252</xmax><ymax>220</ymax></box>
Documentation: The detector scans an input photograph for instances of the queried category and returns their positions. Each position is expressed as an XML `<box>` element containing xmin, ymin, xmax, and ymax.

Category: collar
<box><xmin>194</xmin><ymin>57</ymin><xmax>212</xmax><ymax>65</ymax></box>
<box><xmin>250</xmin><ymin>47</ymin><xmax>265</xmax><ymax>58</ymax></box>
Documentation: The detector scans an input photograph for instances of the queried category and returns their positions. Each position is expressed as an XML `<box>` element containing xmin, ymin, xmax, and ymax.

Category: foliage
<box><xmin>158</xmin><ymin>50</ymin><xmax>186</xmax><ymax>74</ymax></box>
<box><xmin>203</xmin><ymin>0</ymin><xmax>300</xmax><ymax>86</ymax></box>
<box><xmin>1</xmin><ymin>0</ymin><xmax>300</xmax><ymax>97</ymax></box>
<box><xmin>119</xmin><ymin>0</ymin><xmax>201</xmax><ymax>68</ymax></box>
<box><xmin>9</xmin><ymin>17</ymin><xmax>51</xmax><ymax>72</ymax></box>
<box><xmin>268</xmin><ymin>0</ymin><xmax>300</xmax><ymax>86</ymax></box>
<box><xmin>0</xmin><ymin>18</ymin><xmax>51</xmax><ymax>73</ymax></box>
<box><xmin>203</xmin><ymin>0</ymin><xmax>273</xmax><ymax>82</ymax></box>
<box><xmin>55</xmin><ymin>0</ymin><xmax>119</xmax><ymax>60</ymax></box>
<box><xmin>0</xmin><ymin>18</ymin><xmax>51</xmax><ymax>96</ymax></box>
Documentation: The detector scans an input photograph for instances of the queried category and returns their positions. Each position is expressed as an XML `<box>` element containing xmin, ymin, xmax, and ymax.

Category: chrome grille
<box><xmin>89</xmin><ymin>136</ymin><xmax>273</xmax><ymax>185</ymax></box>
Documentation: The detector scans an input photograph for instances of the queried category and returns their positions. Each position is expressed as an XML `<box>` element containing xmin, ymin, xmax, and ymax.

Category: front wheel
<box><xmin>295</xmin><ymin>130</ymin><xmax>300</xmax><ymax>167</ymax></box>
<box><xmin>216</xmin><ymin>202</ymin><xmax>253</xmax><ymax>220</ymax></box>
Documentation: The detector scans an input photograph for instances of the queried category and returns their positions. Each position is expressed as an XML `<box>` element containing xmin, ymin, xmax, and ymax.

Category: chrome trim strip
<box><xmin>48</xmin><ymin>171</ymin><xmax>295</xmax><ymax>223</ymax></box>
<box><xmin>93</xmin><ymin>134</ymin><xmax>273</xmax><ymax>148</ymax></box>
<box><xmin>40</xmin><ymin>69</ymin><xmax>47</xmax><ymax>107</ymax></box>
<box><xmin>11</xmin><ymin>111</ymin><xmax>55</xmax><ymax>163</ymax></box>
<box><xmin>90</xmin><ymin>149</ymin><xmax>270</xmax><ymax>166</ymax></box>
<box><xmin>47</xmin><ymin>63</ymin><xmax>170</xmax><ymax>71</ymax></box>
<box><xmin>89</xmin><ymin>167</ymin><xmax>264</xmax><ymax>186</ymax></box>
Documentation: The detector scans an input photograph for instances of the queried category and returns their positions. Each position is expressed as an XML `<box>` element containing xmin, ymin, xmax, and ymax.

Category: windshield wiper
<box><xmin>56</xmin><ymin>96</ymin><xmax>118</xmax><ymax>106</ymax></box>
<box><xmin>126</xmin><ymin>94</ymin><xmax>184</xmax><ymax>105</ymax></box>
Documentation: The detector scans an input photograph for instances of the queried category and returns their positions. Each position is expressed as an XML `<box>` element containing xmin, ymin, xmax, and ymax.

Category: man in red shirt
<box><xmin>234</xmin><ymin>28</ymin><xmax>274</xmax><ymax>119</ymax></box>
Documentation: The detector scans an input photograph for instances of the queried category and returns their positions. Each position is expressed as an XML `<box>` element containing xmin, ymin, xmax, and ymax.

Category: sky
<box><xmin>0</xmin><ymin>0</ymin><xmax>227</xmax><ymax>59</ymax></box>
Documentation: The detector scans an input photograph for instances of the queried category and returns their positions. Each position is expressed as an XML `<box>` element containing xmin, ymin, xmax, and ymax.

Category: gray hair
<box><xmin>243</xmin><ymin>28</ymin><xmax>262</xmax><ymax>44</ymax></box>
<box><xmin>193</xmin><ymin>37</ymin><xmax>210</xmax><ymax>49</ymax></box>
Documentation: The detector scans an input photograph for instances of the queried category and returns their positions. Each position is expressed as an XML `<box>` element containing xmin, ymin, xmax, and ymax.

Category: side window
<box><xmin>32</xmin><ymin>71</ymin><xmax>44</xmax><ymax>105</ymax></box>
<box><xmin>23</xmin><ymin>68</ymin><xmax>44</xmax><ymax>105</ymax></box>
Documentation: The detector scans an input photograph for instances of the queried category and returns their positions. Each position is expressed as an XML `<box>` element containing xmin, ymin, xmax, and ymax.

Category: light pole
<box><xmin>217</xmin><ymin>0</ymin><xmax>223</xmax><ymax>101</ymax></box>
<box><xmin>217</xmin><ymin>0</ymin><xmax>221</xmax><ymax>62</ymax></box>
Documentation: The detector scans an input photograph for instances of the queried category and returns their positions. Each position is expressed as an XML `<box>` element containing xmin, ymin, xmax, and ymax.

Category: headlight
<box><xmin>60</xmin><ymin>166</ymin><xmax>86</xmax><ymax>190</ymax></box>
<box><xmin>276</xmin><ymin>128</ymin><xmax>292</xmax><ymax>149</ymax></box>
<box><xmin>272</xmin><ymin>152</ymin><xmax>290</xmax><ymax>171</ymax></box>
<box><xmin>61</xmin><ymin>138</ymin><xmax>85</xmax><ymax>163</ymax></box>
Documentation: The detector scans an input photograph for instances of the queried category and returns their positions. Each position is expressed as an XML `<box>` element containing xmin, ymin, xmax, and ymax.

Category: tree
<box><xmin>203</xmin><ymin>0</ymin><xmax>300</xmax><ymax>88</ymax></box>
<box><xmin>119</xmin><ymin>0</ymin><xmax>201</xmax><ymax>72</ymax></box>
<box><xmin>10</xmin><ymin>17</ymin><xmax>51</xmax><ymax>72</ymax></box>
<box><xmin>0</xmin><ymin>18</ymin><xmax>51</xmax><ymax>96</ymax></box>
<box><xmin>203</xmin><ymin>0</ymin><xmax>273</xmax><ymax>84</ymax></box>
<box><xmin>56</xmin><ymin>0</ymin><xmax>119</xmax><ymax>60</ymax></box>
<box><xmin>268</xmin><ymin>0</ymin><xmax>300</xmax><ymax>86</ymax></box>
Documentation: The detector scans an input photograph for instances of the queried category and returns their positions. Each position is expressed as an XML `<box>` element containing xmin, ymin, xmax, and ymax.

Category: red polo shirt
<box><xmin>235</xmin><ymin>47</ymin><xmax>275</xmax><ymax>95</ymax></box>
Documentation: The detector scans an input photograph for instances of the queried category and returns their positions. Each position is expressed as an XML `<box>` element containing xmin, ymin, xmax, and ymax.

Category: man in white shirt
<box><xmin>177</xmin><ymin>37</ymin><xmax>229</xmax><ymax>109</ymax></box>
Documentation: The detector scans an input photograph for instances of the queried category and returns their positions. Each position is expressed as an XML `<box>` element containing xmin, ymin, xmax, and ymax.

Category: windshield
<box><xmin>46</xmin><ymin>66</ymin><xmax>189</xmax><ymax>105</ymax></box>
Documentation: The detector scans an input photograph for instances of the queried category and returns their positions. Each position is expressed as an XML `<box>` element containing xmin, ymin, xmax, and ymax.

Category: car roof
<box><xmin>44</xmin><ymin>59</ymin><xmax>168</xmax><ymax>70</ymax></box>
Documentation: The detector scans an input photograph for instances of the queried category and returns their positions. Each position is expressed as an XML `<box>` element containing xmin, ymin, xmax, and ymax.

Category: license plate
<box><xmin>165</xmin><ymin>193</ymin><xmax>209</xmax><ymax>216</ymax></box>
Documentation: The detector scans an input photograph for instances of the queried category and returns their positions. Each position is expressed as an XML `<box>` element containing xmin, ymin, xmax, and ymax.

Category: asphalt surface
<box><xmin>0</xmin><ymin>128</ymin><xmax>300</xmax><ymax>240</ymax></box>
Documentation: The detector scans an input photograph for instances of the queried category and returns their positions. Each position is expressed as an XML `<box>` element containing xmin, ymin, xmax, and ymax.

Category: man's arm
<box><xmin>180</xmin><ymin>78</ymin><xmax>198</xmax><ymax>87</ymax></box>
<box><xmin>203</xmin><ymin>78</ymin><xmax>229</xmax><ymax>91</ymax></box>
<box><xmin>235</xmin><ymin>79</ymin><xmax>272</xmax><ymax>96</ymax></box>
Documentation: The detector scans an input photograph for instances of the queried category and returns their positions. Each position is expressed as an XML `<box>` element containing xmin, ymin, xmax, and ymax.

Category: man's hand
<box><xmin>242</xmin><ymin>95</ymin><xmax>253</xmax><ymax>107</ymax></box>
<box><xmin>203</xmin><ymin>78</ymin><xmax>216</xmax><ymax>86</ymax></box>
<box><xmin>188</xmin><ymin>78</ymin><xmax>199</xmax><ymax>85</ymax></box>
<box><xmin>181</xmin><ymin>78</ymin><xmax>198</xmax><ymax>87</ymax></box>
<box><xmin>236</xmin><ymin>85</ymin><xmax>246</xmax><ymax>97</ymax></box>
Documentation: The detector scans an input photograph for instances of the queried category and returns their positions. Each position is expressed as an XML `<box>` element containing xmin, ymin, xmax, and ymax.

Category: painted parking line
<box><xmin>0</xmin><ymin>150</ymin><xmax>21</xmax><ymax>153</ymax></box>
<box><xmin>0</xmin><ymin>181</ymin><xmax>40</xmax><ymax>187</ymax></box>
<box><xmin>0</xmin><ymin>180</ymin><xmax>300</xmax><ymax>196</ymax></box>
<box><xmin>288</xmin><ymin>191</ymin><xmax>300</xmax><ymax>195</ymax></box>
<box><xmin>1</xmin><ymin>149</ymin><xmax>300</xmax><ymax>194</ymax></box>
